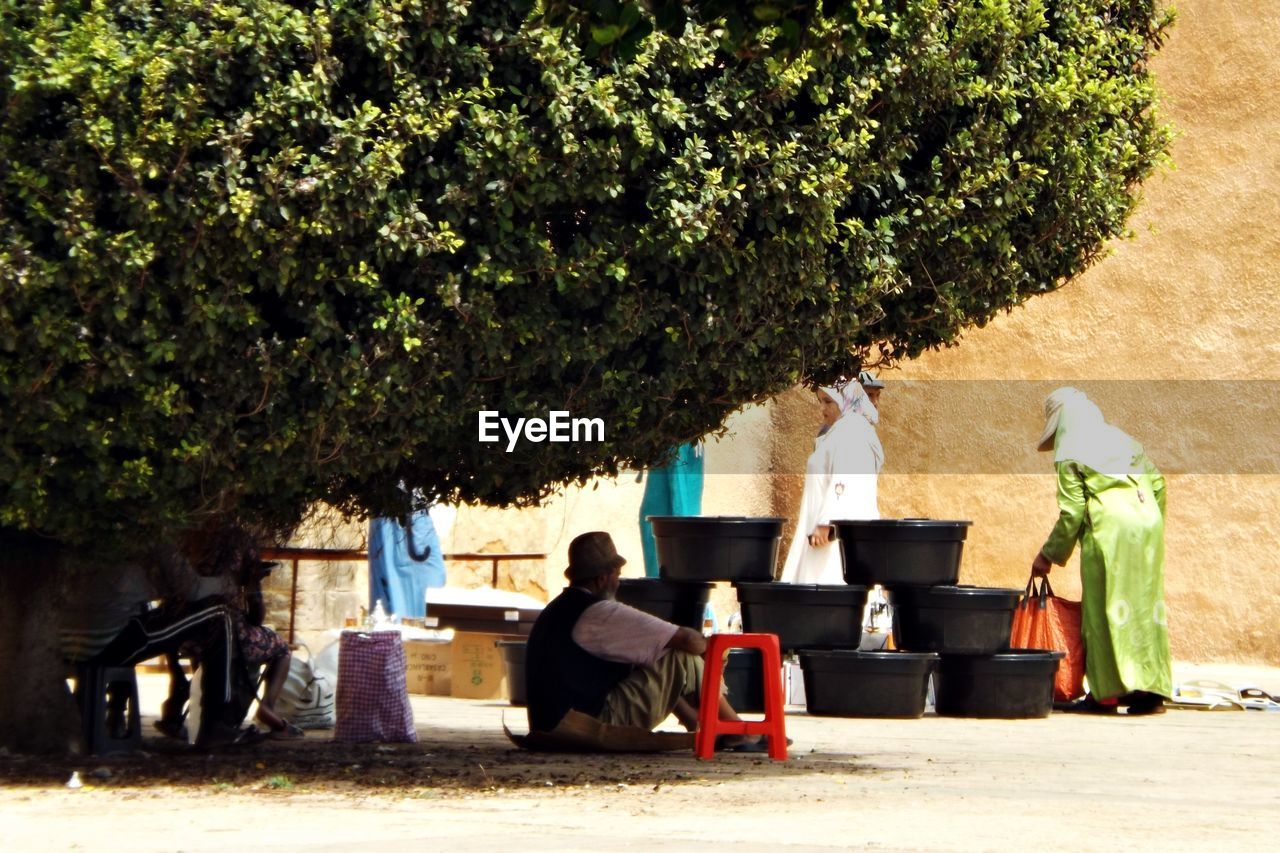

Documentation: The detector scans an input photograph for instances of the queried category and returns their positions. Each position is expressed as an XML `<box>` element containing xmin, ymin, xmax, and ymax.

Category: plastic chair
<box><xmin>695</xmin><ymin>633</ymin><xmax>787</xmax><ymax>760</ymax></box>
<box><xmin>74</xmin><ymin>663</ymin><xmax>142</xmax><ymax>755</ymax></box>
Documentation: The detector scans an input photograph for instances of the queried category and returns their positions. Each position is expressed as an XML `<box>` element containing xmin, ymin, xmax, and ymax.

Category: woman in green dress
<box><xmin>1032</xmin><ymin>387</ymin><xmax>1172</xmax><ymax>715</ymax></box>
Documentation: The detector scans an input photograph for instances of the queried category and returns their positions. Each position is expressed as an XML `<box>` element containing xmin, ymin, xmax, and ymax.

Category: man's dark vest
<box><xmin>526</xmin><ymin>587</ymin><xmax>633</xmax><ymax>732</ymax></box>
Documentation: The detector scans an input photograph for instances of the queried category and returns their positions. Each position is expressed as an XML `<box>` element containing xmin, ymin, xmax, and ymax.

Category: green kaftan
<box><xmin>1041</xmin><ymin>453</ymin><xmax>1172</xmax><ymax>700</ymax></box>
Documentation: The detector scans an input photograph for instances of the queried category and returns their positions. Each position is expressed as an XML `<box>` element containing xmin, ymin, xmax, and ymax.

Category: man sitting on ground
<box><xmin>525</xmin><ymin>531</ymin><xmax>763</xmax><ymax>750</ymax></box>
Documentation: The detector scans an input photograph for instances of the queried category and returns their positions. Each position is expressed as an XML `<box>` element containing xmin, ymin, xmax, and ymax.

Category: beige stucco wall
<box><xmin>279</xmin><ymin>1</ymin><xmax>1279</xmax><ymax>665</ymax></box>
<box><xmin>868</xmin><ymin>0</ymin><xmax>1280</xmax><ymax>665</ymax></box>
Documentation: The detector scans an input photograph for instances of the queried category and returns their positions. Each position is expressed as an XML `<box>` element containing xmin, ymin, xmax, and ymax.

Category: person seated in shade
<box><xmin>228</xmin><ymin>541</ymin><xmax>300</xmax><ymax>739</ymax></box>
<box><xmin>525</xmin><ymin>531</ymin><xmax>764</xmax><ymax>750</ymax></box>
<box><xmin>60</xmin><ymin>546</ymin><xmax>253</xmax><ymax>749</ymax></box>
<box><xmin>154</xmin><ymin>526</ymin><xmax>302</xmax><ymax>741</ymax></box>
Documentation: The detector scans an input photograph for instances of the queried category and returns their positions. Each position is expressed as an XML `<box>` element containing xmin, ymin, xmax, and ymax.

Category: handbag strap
<box><xmin>1034</xmin><ymin>575</ymin><xmax>1056</xmax><ymax>608</ymax></box>
<box><xmin>1024</xmin><ymin>575</ymin><xmax>1056</xmax><ymax>609</ymax></box>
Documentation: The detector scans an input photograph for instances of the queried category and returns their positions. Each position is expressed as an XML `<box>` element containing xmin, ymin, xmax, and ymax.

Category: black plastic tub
<box><xmin>734</xmin><ymin>582</ymin><xmax>869</xmax><ymax>651</ymax></box>
<box><xmin>797</xmin><ymin>650</ymin><xmax>939</xmax><ymax>718</ymax></box>
<box><xmin>891</xmin><ymin>585</ymin><xmax>1021</xmax><ymax>654</ymax></box>
<box><xmin>834</xmin><ymin>519</ymin><xmax>972</xmax><ymax>587</ymax></box>
<box><xmin>496</xmin><ymin>640</ymin><xmax>527</xmax><ymax>707</ymax></box>
<box><xmin>722</xmin><ymin>649</ymin><xmax>766</xmax><ymax>714</ymax></box>
<box><xmin>650</xmin><ymin>516</ymin><xmax>785</xmax><ymax>582</ymax></box>
<box><xmin>933</xmin><ymin>649</ymin><xmax>1065</xmax><ymax>718</ymax></box>
<box><xmin>616</xmin><ymin>578</ymin><xmax>714</xmax><ymax>630</ymax></box>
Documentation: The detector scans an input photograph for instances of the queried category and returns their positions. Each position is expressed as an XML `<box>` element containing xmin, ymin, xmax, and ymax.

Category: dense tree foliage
<box><xmin>540</xmin><ymin>0</ymin><xmax>824</xmax><ymax>59</ymax></box>
<box><xmin>1</xmin><ymin>0</ymin><xmax>1172</xmax><ymax>551</ymax></box>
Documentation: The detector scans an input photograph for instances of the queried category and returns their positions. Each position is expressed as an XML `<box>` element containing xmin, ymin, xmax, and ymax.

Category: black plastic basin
<box><xmin>797</xmin><ymin>650</ymin><xmax>939</xmax><ymax>718</ymax></box>
<box><xmin>722</xmin><ymin>649</ymin><xmax>766</xmax><ymax>714</ymax></box>
<box><xmin>496</xmin><ymin>640</ymin><xmax>527</xmax><ymax>707</ymax></box>
<box><xmin>933</xmin><ymin>649</ymin><xmax>1065</xmax><ymax>718</ymax></box>
<box><xmin>650</xmin><ymin>516</ymin><xmax>785</xmax><ymax>582</ymax></box>
<box><xmin>834</xmin><ymin>519</ymin><xmax>972</xmax><ymax>587</ymax></box>
<box><xmin>616</xmin><ymin>578</ymin><xmax>714</xmax><ymax>630</ymax></box>
<box><xmin>891</xmin><ymin>585</ymin><xmax>1021</xmax><ymax>654</ymax></box>
<box><xmin>734</xmin><ymin>582</ymin><xmax>869</xmax><ymax>651</ymax></box>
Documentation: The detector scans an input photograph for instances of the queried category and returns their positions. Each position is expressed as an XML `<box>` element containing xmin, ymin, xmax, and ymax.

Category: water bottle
<box><xmin>370</xmin><ymin>599</ymin><xmax>388</xmax><ymax>628</ymax></box>
<box><xmin>701</xmin><ymin>602</ymin><xmax>718</xmax><ymax>636</ymax></box>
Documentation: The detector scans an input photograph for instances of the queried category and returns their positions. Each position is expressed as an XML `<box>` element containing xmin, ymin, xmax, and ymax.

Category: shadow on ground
<box><xmin>0</xmin><ymin>726</ymin><xmax>881</xmax><ymax>795</ymax></box>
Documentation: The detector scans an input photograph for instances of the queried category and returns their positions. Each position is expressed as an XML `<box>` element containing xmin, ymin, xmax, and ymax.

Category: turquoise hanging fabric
<box><xmin>638</xmin><ymin>443</ymin><xmax>705</xmax><ymax>578</ymax></box>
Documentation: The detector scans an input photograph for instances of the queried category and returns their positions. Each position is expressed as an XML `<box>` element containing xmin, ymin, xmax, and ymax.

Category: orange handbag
<box><xmin>1011</xmin><ymin>576</ymin><xmax>1085</xmax><ymax>702</ymax></box>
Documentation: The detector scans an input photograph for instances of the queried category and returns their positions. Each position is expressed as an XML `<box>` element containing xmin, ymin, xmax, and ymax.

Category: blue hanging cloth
<box><xmin>639</xmin><ymin>443</ymin><xmax>705</xmax><ymax>578</ymax></box>
<box><xmin>368</xmin><ymin>510</ymin><xmax>446</xmax><ymax>618</ymax></box>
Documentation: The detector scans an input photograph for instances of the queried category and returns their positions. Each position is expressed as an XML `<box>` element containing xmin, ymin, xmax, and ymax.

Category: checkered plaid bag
<box><xmin>335</xmin><ymin>630</ymin><xmax>418</xmax><ymax>743</ymax></box>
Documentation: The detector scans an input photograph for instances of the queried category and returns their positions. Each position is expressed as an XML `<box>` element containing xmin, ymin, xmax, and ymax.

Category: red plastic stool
<box><xmin>695</xmin><ymin>633</ymin><xmax>787</xmax><ymax>760</ymax></box>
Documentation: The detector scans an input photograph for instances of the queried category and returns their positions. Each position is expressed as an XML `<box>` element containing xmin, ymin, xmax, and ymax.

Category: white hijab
<box><xmin>1037</xmin><ymin>387</ymin><xmax>1141</xmax><ymax>475</ymax></box>
<box><xmin>818</xmin><ymin>381</ymin><xmax>879</xmax><ymax>429</ymax></box>
<box><xmin>817</xmin><ymin>381</ymin><xmax>884</xmax><ymax>472</ymax></box>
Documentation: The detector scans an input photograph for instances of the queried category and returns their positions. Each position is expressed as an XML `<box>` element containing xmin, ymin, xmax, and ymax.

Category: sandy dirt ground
<box><xmin>2</xmin><ymin>663</ymin><xmax>1278</xmax><ymax>852</ymax></box>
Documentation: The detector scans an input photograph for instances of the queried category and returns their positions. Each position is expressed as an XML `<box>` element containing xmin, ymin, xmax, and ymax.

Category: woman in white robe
<box><xmin>780</xmin><ymin>382</ymin><xmax>884</xmax><ymax>585</ymax></box>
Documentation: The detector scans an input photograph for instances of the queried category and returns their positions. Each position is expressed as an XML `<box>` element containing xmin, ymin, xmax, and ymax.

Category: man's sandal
<box><xmin>714</xmin><ymin>735</ymin><xmax>793</xmax><ymax>752</ymax></box>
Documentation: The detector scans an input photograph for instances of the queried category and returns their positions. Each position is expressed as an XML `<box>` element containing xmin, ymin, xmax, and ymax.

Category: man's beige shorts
<box><xmin>597</xmin><ymin>650</ymin><xmax>716</xmax><ymax>730</ymax></box>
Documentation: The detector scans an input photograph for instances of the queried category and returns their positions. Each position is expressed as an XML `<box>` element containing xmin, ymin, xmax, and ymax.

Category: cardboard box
<box><xmin>450</xmin><ymin>631</ymin><xmax>517</xmax><ymax>700</ymax></box>
<box><xmin>404</xmin><ymin>638</ymin><xmax>452</xmax><ymax>695</ymax></box>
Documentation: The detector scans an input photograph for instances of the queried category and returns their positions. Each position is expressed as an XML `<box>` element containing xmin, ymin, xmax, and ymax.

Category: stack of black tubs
<box><xmin>649</xmin><ymin>518</ymin><xmax>880</xmax><ymax>715</ymax></box>
<box><xmin>734</xmin><ymin>580</ymin><xmax>872</xmax><ymax>713</ymax></box>
<box><xmin>761</xmin><ymin>519</ymin><xmax>972</xmax><ymax>718</ymax></box>
<box><xmin>836</xmin><ymin>519</ymin><xmax>1062</xmax><ymax>718</ymax></box>
<box><xmin>647</xmin><ymin>516</ymin><xmax>933</xmax><ymax>718</ymax></box>
<box><xmin>639</xmin><ymin>516</ymin><xmax>791</xmax><ymax>712</ymax></box>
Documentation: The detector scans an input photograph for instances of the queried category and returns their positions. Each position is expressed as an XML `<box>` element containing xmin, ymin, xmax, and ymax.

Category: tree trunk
<box><xmin>0</xmin><ymin>539</ymin><xmax>80</xmax><ymax>754</ymax></box>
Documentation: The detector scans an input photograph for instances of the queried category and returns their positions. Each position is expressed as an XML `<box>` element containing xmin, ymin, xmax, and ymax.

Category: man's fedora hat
<box><xmin>565</xmin><ymin>531</ymin><xmax>626</xmax><ymax>582</ymax></box>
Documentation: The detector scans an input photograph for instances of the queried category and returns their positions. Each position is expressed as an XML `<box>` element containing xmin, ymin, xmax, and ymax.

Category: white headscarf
<box><xmin>1038</xmin><ymin>387</ymin><xmax>1141</xmax><ymax>475</ymax></box>
<box><xmin>818</xmin><ymin>381</ymin><xmax>879</xmax><ymax>431</ymax></box>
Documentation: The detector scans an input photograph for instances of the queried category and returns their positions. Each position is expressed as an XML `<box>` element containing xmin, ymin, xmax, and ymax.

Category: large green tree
<box><xmin>1</xmin><ymin>0</ymin><xmax>1170</xmax><ymax>750</ymax></box>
